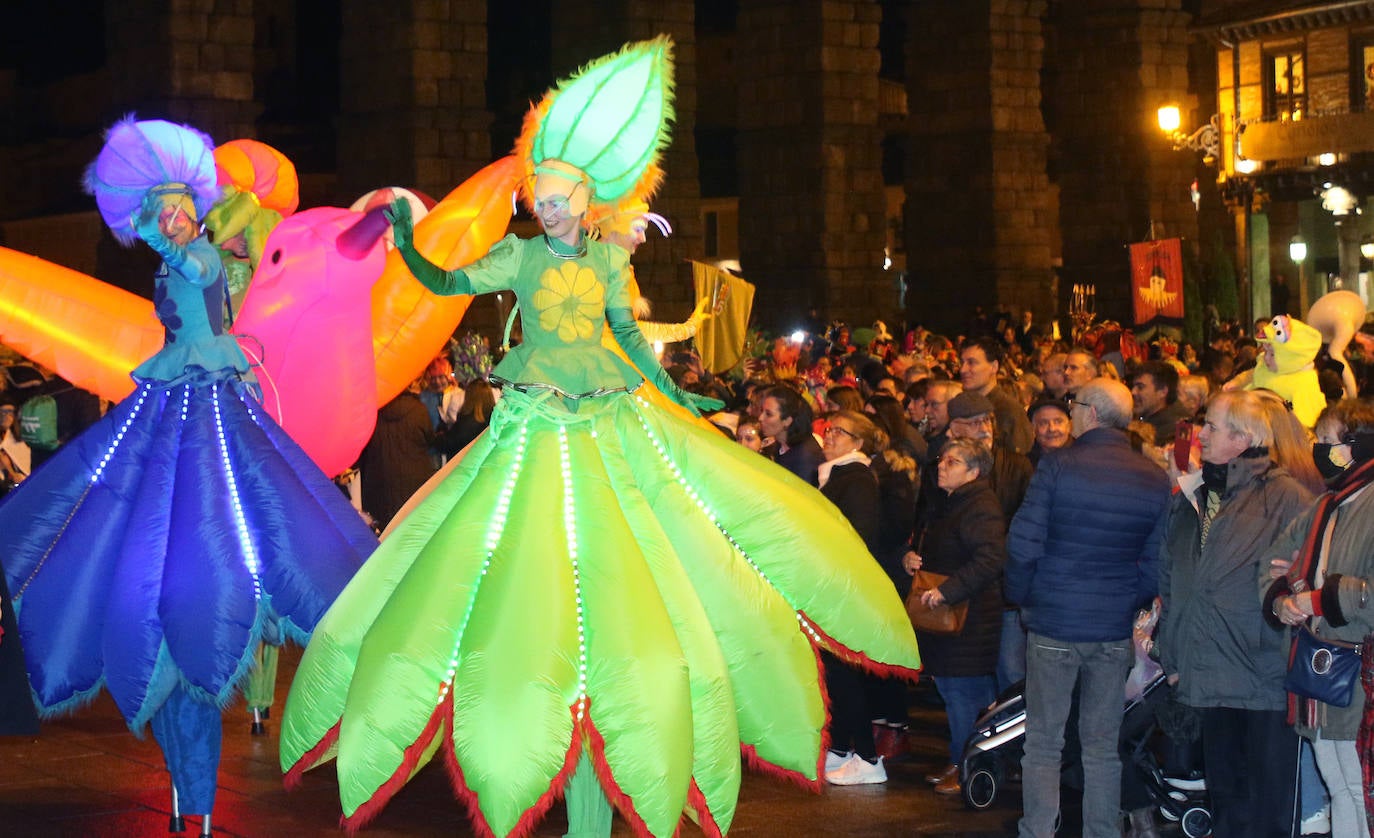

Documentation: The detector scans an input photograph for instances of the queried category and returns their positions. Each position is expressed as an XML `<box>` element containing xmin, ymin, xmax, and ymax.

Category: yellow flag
<box><xmin>692</xmin><ymin>261</ymin><xmax>754</xmax><ymax>374</ymax></box>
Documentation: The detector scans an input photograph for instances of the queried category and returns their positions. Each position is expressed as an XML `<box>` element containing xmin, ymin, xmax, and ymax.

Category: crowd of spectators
<box><xmin>643</xmin><ymin>304</ymin><xmax>1374</xmax><ymax>837</ymax></box>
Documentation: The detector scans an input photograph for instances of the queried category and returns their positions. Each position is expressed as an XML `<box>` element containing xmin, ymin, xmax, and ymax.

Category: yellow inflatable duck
<box><xmin>1251</xmin><ymin>314</ymin><xmax>1327</xmax><ymax>428</ymax></box>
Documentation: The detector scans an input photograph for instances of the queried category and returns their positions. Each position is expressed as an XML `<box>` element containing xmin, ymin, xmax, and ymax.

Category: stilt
<box><xmin>250</xmin><ymin>707</ymin><xmax>266</xmax><ymax>736</ymax></box>
<box><xmin>169</xmin><ymin>785</ymin><xmax>185</xmax><ymax>833</ymax></box>
<box><xmin>199</xmin><ymin>813</ymin><xmax>212</xmax><ymax>837</ymax></box>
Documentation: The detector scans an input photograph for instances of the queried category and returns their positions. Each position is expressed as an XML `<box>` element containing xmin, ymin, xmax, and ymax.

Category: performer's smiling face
<box><xmin>536</xmin><ymin>190</ymin><xmax>582</xmax><ymax>241</ymax></box>
<box><xmin>158</xmin><ymin>201</ymin><xmax>197</xmax><ymax>246</ymax></box>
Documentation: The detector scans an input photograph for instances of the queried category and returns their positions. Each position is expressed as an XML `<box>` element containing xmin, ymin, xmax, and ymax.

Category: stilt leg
<box><xmin>563</xmin><ymin>751</ymin><xmax>612</xmax><ymax>838</ymax></box>
<box><xmin>199</xmin><ymin>813</ymin><xmax>212</xmax><ymax>836</ymax></box>
<box><xmin>245</xmin><ymin>642</ymin><xmax>278</xmax><ymax>733</ymax></box>
<box><xmin>169</xmin><ymin>784</ymin><xmax>185</xmax><ymax>833</ymax></box>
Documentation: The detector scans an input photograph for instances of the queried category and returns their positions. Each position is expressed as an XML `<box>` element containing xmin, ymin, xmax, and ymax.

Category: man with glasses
<box><xmin>1006</xmin><ymin>379</ymin><xmax>1170</xmax><ymax>838</ymax></box>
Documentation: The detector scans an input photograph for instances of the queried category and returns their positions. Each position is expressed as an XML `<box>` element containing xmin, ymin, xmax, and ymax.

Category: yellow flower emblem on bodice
<box><xmin>533</xmin><ymin>262</ymin><xmax>604</xmax><ymax>343</ymax></box>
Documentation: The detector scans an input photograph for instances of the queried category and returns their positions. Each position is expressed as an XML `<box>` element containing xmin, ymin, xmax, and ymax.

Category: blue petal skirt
<box><xmin>1</xmin><ymin>375</ymin><xmax>377</xmax><ymax>732</ymax></box>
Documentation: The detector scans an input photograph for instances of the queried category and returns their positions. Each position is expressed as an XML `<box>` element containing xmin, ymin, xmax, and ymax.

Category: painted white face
<box><xmin>605</xmin><ymin>219</ymin><xmax>649</xmax><ymax>254</ymax></box>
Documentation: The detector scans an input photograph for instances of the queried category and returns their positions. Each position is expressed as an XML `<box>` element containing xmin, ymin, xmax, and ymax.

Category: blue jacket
<box><xmin>1005</xmin><ymin>427</ymin><xmax>1170</xmax><ymax>642</ymax></box>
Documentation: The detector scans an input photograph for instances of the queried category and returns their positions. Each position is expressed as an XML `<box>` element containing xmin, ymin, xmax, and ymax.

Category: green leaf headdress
<box><xmin>515</xmin><ymin>35</ymin><xmax>675</xmax><ymax>215</ymax></box>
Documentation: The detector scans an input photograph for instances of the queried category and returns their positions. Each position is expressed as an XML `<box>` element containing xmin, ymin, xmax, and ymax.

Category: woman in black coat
<box><xmin>902</xmin><ymin>436</ymin><xmax>1006</xmax><ymax>795</ymax></box>
<box><xmin>816</xmin><ymin>409</ymin><xmax>889</xmax><ymax>786</ymax></box>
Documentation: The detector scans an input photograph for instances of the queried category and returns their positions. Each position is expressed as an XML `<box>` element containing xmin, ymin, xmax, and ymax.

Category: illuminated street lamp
<box><xmin>1157</xmin><ymin>105</ymin><xmax>1221</xmax><ymax>163</ymax></box>
<box><xmin>1291</xmin><ymin>235</ymin><xmax>1309</xmax><ymax>313</ymax></box>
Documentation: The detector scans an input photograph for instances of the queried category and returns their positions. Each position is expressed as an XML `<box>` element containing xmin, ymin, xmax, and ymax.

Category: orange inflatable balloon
<box><xmin>371</xmin><ymin>155</ymin><xmax>519</xmax><ymax>406</ymax></box>
<box><xmin>0</xmin><ymin>247</ymin><xmax>161</xmax><ymax>401</ymax></box>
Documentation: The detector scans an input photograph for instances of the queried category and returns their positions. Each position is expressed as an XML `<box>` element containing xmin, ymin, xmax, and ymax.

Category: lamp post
<box><xmin>1157</xmin><ymin>106</ymin><xmax>1221</xmax><ymax>163</ymax></box>
<box><xmin>1290</xmin><ymin>235</ymin><xmax>1308</xmax><ymax>314</ymax></box>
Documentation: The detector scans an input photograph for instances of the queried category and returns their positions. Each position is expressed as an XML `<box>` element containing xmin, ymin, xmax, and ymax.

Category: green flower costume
<box><xmin>278</xmin><ymin>37</ymin><xmax>921</xmax><ymax>838</ymax></box>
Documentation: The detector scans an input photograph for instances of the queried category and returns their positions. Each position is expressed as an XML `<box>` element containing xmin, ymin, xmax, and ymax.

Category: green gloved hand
<box><xmin>684</xmin><ymin>392</ymin><xmax>725</xmax><ymax>414</ymax></box>
<box><xmin>383</xmin><ymin>197</ymin><xmax>471</xmax><ymax>296</ymax></box>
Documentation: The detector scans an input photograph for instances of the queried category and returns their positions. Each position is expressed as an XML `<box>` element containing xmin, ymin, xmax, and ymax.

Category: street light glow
<box><xmin>1289</xmin><ymin>236</ymin><xmax>1307</xmax><ymax>263</ymax></box>
<box><xmin>1157</xmin><ymin>105</ymin><xmax>1181</xmax><ymax>133</ymax></box>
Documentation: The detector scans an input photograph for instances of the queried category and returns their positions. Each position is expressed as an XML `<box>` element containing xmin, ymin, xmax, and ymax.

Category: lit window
<box><xmin>1266</xmin><ymin>48</ymin><xmax>1305</xmax><ymax>121</ymax></box>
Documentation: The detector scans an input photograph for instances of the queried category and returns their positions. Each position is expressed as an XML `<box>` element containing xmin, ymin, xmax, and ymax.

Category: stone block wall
<box><xmin>904</xmin><ymin>0</ymin><xmax>1055</xmax><ymax>334</ymax></box>
<box><xmin>1050</xmin><ymin>0</ymin><xmax>1197</xmax><ymax>332</ymax></box>
<box><xmin>336</xmin><ymin>0</ymin><xmax>491</xmax><ymax>203</ymax></box>
<box><xmin>737</xmin><ymin>0</ymin><xmax>889</xmax><ymax>331</ymax></box>
<box><xmin>106</xmin><ymin>0</ymin><xmax>259</xmax><ymax>143</ymax></box>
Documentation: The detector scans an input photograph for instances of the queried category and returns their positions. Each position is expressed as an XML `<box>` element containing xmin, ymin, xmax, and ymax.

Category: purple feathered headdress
<box><xmin>82</xmin><ymin>115</ymin><xmax>219</xmax><ymax>246</ymax></box>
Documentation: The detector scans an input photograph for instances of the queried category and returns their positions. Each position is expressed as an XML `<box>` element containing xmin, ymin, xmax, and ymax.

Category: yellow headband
<box><xmin>533</xmin><ymin>161</ymin><xmax>591</xmax><ymax>217</ymax></box>
<box><xmin>151</xmin><ymin>183</ymin><xmax>199</xmax><ymax>225</ymax></box>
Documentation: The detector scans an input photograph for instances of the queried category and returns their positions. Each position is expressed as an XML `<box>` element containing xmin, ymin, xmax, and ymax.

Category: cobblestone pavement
<box><xmin>0</xmin><ymin>650</ymin><xmax>1062</xmax><ymax>836</ymax></box>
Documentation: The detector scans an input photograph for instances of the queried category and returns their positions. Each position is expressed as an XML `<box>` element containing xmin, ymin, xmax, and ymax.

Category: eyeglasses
<box><xmin>824</xmin><ymin>425</ymin><xmax>860</xmax><ymax>441</ymax></box>
<box><xmin>533</xmin><ymin>182</ymin><xmax>586</xmax><ymax>217</ymax></box>
<box><xmin>534</xmin><ymin>194</ymin><xmax>573</xmax><ymax>216</ymax></box>
<box><xmin>950</xmin><ymin>414</ymin><xmax>993</xmax><ymax>426</ymax></box>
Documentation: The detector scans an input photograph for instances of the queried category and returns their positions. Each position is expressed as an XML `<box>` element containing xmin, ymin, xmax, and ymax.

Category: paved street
<box><xmin>0</xmin><ymin>648</ymin><xmax>1033</xmax><ymax>837</ymax></box>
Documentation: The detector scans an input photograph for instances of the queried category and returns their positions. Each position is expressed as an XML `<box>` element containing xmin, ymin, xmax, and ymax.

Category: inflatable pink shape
<box><xmin>233</xmin><ymin>206</ymin><xmax>391</xmax><ymax>477</ymax></box>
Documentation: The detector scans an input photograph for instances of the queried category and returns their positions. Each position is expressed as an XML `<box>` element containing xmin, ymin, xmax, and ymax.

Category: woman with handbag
<box><xmin>1265</xmin><ymin>398</ymin><xmax>1374</xmax><ymax>837</ymax></box>
<box><xmin>901</xmin><ymin>436</ymin><xmax>1007</xmax><ymax>795</ymax></box>
<box><xmin>1155</xmin><ymin>390</ymin><xmax>1317</xmax><ymax>838</ymax></box>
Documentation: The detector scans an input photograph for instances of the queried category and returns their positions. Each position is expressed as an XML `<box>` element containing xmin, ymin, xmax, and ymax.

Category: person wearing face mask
<box><xmin>1154</xmin><ymin>390</ymin><xmax>1317</xmax><ymax>838</ymax></box>
<box><xmin>1263</xmin><ymin>399</ymin><xmax>1374</xmax><ymax>836</ymax></box>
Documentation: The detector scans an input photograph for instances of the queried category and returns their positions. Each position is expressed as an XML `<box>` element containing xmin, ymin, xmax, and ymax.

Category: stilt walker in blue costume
<box><xmin>0</xmin><ymin>117</ymin><xmax>377</xmax><ymax>835</ymax></box>
<box><xmin>281</xmin><ymin>38</ymin><xmax>920</xmax><ymax>838</ymax></box>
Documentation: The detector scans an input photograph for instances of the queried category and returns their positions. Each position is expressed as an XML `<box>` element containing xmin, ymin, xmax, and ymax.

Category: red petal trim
<box><xmin>686</xmin><ymin>779</ymin><xmax>725</xmax><ymax>838</ymax></box>
<box><xmin>283</xmin><ymin>720</ymin><xmax>341</xmax><ymax>790</ymax></box>
<box><xmin>740</xmin><ymin>640</ymin><xmax>828</xmax><ymax>793</ymax></box>
<box><xmin>799</xmin><ymin>609</ymin><xmax>922</xmax><ymax>682</ymax></box>
<box><xmin>464</xmin><ymin>705</ymin><xmax>584</xmax><ymax>838</ymax></box>
<box><xmin>340</xmin><ymin>692</ymin><xmax>452</xmax><ymax>834</ymax></box>
<box><xmin>583</xmin><ymin>706</ymin><xmax>684</xmax><ymax>838</ymax></box>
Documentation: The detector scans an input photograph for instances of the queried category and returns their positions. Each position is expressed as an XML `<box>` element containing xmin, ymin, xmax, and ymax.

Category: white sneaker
<box><xmin>825</xmin><ymin>753</ymin><xmax>887</xmax><ymax>786</ymax></box>
<box><xmin>1301</xmin><ymin>807</ymin><xmax>1331</xmax><ymax>836</ymax></box>
<box><xmin>824</xmin><ymin>749</ymin><xmax>852</xmax><ymax>774</ymax></box>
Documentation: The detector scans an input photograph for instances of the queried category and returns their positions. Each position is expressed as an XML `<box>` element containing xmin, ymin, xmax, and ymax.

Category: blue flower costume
<box><xmin>0</xmin><ymin>118</ymin><xmax>377</xmax><ymax>817</ymax></box>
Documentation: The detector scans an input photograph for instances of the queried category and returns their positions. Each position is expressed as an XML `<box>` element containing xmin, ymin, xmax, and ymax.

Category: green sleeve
<box><xmin>608</xmin><ymin>306</ymin><xmax>723</xmax><ymax>417</ymax></box>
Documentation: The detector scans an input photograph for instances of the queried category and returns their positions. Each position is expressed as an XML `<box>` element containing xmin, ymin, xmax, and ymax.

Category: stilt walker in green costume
<box><xmin>280</xmin><ymin>36</ymin><xmax>922</xmax><ymax>838</ymax></box>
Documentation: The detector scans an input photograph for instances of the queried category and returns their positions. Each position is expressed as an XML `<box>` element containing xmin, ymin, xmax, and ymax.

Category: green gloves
<box><xmin>384</xmin><ymin>198</ymin><xmax>472</xmax><ymax>296</ymax></box>
<box><xmin>608</xmin><ymin>307</ymin><xmax>725</xmax><ymax>417</ymax></box>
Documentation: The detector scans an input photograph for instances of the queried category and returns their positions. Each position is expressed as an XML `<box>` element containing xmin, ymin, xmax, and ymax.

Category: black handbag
<box><xmin>1284</xmin><ymin>626</ymin><xmax>1362</xmax><ymax>708</ymax></box>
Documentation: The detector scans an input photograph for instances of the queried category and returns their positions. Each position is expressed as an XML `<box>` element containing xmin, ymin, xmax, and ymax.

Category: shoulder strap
<box><xmin>502</xmin><ymin>304</ymin><xmax>521</xmax><ymax>352</ymax></box>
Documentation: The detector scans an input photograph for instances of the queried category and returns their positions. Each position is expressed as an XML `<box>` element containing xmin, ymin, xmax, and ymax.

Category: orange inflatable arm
<box><xmin>0</xmin><ymin>247</ymin><xmax>161</xmax><ymax>401</ymax></box>
<box><xmin>371</xmin><ymin>155</ymin><xmax>519</xmax><ymax>405</ymax></box>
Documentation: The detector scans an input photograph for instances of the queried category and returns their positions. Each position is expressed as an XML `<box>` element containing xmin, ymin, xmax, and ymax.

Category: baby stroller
<box><xmin>958</xmin><ymin>673</ymin><xmax>1213</xmax><ymax>838</ymax></box>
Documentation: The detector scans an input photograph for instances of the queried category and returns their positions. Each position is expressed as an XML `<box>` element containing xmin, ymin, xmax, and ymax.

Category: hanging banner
<box><xmin>1130</xmin><ymin>238</ymin><xmax>1185</xmax><ymax>335</ymax></box>
<box><xmin>692</xmin><ymin>261</ymin><xmax>754</xmax><ymax>375</ymax></box>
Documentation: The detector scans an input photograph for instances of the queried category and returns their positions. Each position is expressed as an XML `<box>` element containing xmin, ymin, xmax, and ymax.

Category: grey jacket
<box><xmin>1264</xmin><ymin>477</ymin><xmax>1374</xmax><ymax>740</ymax></box>
<box><xmin>1157</xmin><ymin>455</ymin><xmax>1315</xmax><ymax>711</ymax></box>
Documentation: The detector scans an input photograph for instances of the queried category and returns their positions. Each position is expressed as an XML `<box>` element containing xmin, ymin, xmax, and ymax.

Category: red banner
<box><xmin>1129</xmin><ymin>238</ymin><xmax>1185</xmax><ymax>326</ymax></box>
